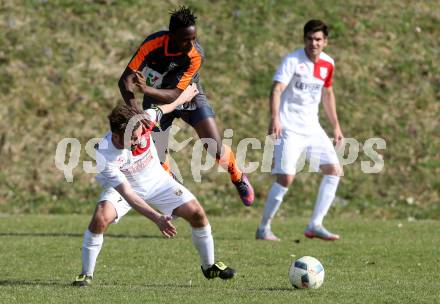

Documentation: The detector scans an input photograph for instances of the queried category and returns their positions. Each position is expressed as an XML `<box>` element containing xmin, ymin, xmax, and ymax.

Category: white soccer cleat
<box><xmin>304</xmin><ymin>225</ymin><xmax>340</xmax><ymax>241</ymax></box>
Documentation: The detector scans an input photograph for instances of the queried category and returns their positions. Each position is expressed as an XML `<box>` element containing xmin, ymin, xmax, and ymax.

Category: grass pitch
<box><xmin>0</xmin><ymin>214</ymin><xmax>439</xmax><ymax>303</ymax></box>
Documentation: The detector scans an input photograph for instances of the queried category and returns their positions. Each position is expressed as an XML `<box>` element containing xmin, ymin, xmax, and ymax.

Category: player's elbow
<box><xmin>118</xmin><ymin>74</ymin><xmax>128</xmax><ymax>92</ymax></box>
<box><xmin>118</xmin><ymin>69</ymin><xmax>134</xmax><ymax>91</ymax></box>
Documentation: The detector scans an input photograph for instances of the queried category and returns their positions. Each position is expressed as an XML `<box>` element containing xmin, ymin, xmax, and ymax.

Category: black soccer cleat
<box><xmin>72</xmin><ymin>274</ymin><xmax>93</xmax><ymax>287</ymax></box>
<box><xmin>201</xmin><ymin>262</ymin><xmax>236</xmax><ymax>280</ymax></box>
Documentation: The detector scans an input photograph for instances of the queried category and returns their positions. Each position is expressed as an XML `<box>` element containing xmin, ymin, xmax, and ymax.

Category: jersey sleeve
<box><xmin>98</xmin><ymin>161</ymin><xmax>127</xmax><ymax>189</ymax></box>
<box><xmin>127</xmin><ymin>35</ymin><xmax>165</xmax><ymax>72</ymax></box>
<box><xmin>324</xmin><ymin>64</ymin><xmax>334</xmax><ymax>88</ymax></box>
<box><xmin>176</xmin><ymin>47</ymin><xmax>202</xmax><ymax>90</ymax></box>
<box><xmin>273</xmin><ymin>55</ymin><xmax>296</xmax><ymax>85</ymax></box>
<box><xmin>95</xmin><ymin>142</ymin><xmax>127</xmax><ymax>189</ymax></box>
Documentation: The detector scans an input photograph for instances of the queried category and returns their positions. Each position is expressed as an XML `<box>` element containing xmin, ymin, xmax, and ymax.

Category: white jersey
<box><xmin>273</xmin><ymin>48</ymin><xmax>334</xmax><ymax>134</ymax></box>
<box><xmin>95</xmin><ymin>109</ymin><xmax>165</xmax><ymax>192</ymax></box>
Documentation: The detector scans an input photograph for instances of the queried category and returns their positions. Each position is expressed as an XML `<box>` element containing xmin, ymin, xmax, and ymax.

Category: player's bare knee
<box><xmin>89</xmin><ymin>202</ymin><xmax>115</xmax><ymax>233</ymax></box>
<box><xmin>321</xmin><ymin>165</ymin><xmax>342</xmax><ymax>176</ymax></box>
<box><xmin>189</xmin><ymin>204</ymin><xmax>208</xmax><ymax>227</ymax></box>
<box><xmin>277</xmin><ymin>174</ymin><xmax>294</xmax><ymax>187</ymax></box>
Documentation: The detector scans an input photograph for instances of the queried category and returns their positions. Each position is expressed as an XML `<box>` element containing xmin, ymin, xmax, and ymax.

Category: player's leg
<box><xmin>256</xmin><ymin>174</ymin><xmax>293</xmax><ymax>241</ymax></box>
<box><xmin>304</xmin><ymin>130</ymin><xmax>341</xmax><ymax>241</ymax></box>
<box><xmin>147</xmin><ymin>172</ymin><xmax>235</xmax><ymax>280</ymax></box>
<box><xmin>172</xmin><ymin>200</ymin><xmax>212</xmax><ymax>270</ymax></box>
<box><xmin>182</xmin><ymin>90</ymin><xmax>254</xmax><ymax>206</ymax></box>
<box><xmin>256</xmin><ymin>131</ymin><xmax>305</xmax><ymax>241</ymax></box>
<box><xmin>73</xmin><ymin>189</ymin><xmax>131</xmax><ymax>286</ymax></box>
<box><xmin>172</xmin><ymin>199</ymin><xmax>236</xmax><ymax>280</ymax></box>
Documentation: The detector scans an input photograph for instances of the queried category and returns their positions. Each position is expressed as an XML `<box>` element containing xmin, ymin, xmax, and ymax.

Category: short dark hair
<box><xmin>169</xmin><ymin>6</ymin><xmax>197</xmax><ymax>32</ymax></box>
<box><xmin>108</xmin><ymin>104</ymin><xmax>144</xmax><ymax>135</ymax></box>
<box><xmin>304</xmin><ymin>19</ymin><xmax>329</xmax><ymax>38</ymax></box>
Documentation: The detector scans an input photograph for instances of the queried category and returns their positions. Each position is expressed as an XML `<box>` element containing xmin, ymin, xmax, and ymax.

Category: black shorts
<box><xmin>142</xmin><ymin>83</ymin><xmax>215</xmax><ymax>162</ymax></box>
<box><xmin>142</xmin><ymin>83</ymin><xmax>215</xmax><ymax>131</ymax></box>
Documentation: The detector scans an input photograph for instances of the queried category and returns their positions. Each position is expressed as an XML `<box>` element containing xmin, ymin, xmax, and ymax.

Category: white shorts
<box><xmin>273</xmin><ymin>127</ymin><xmax>339</xmax><ymax>175</ymax></box>
<box><xmin>98</xmin><ymin>175</ymin><xmax>195</xmax><ymax>223</ymax></box>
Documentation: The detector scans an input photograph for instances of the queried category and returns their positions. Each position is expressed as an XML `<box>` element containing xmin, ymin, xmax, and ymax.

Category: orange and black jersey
<box><xmin>127</xmin><ymin>31</ymin><xmax>204</xmax><ymax>91</ymax></box>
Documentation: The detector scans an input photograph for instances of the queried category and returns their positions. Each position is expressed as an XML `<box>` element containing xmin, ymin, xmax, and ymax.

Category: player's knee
<box><xmin>89</xmin><ymin>202</ymin><xmax>115</xmax><ymax>233</ymax></box>
<box><xmin>322</xmin><ymin>165</ymin><xmax>342</xmax><ymax>176</ymax></box>
<box><xmin>277</xmin><ymin>174</ymin><xmax>294</xmax><ymax>187</ymax></box>
<box><xmin>189</xmin><ymin>205</ymin><xmax>208</xmax><ymax>227</ymax></box>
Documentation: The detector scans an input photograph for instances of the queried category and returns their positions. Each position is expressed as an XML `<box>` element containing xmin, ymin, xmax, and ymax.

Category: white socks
<box><xmin>259</xmin><ymin>182</ymin><xmax>288</xmax><ymax>231</ymax></box>
<box><xmin>309</xmin><ymin>175</ymin><xmax>340</xmax><ymax>227</ymax></box>
<box><xmin>191</xmin><ymin>224</ymin><xmax>214</xmax><ymax>270</ymax></box>
<box><xmin>81</xmin><ymin>229</ymin><xmax>103</xmax><ymax>277</ymax></box>
<box><xmin>80</xmin><ymin>225</ymin><xmax>214</xmax><ymax>276</ymax></box>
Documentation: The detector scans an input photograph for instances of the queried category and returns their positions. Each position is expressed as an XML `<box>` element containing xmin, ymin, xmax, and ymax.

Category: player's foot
<box><xmin>256</xmin><ymin>227</ymin><xmax>280</xmax><ymax>241</ymax></box>
<box><xmin>201</xmin><ymin>262</ymin><xmax>236</xmax><ymax>280</ymax></box>
<box><xmin>304</xmin><ymin>225</ymin><xmax>340</xmax><ymax>241</ymax></box>
<box><xmin>72</xmin><ymin>274</ymin><xmax>92</xmax><ymax>287</ymax></box>
<box><xmin>232</xmin><ymin>173</ymin><xmax>254</xmax><ymax>206</ymax></box>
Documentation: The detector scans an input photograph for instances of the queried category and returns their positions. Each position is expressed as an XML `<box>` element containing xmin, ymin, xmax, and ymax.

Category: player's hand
<box><xmin>156</xmin><ymin>215</ymin><xmax>177</xmax><ymax>238</ymax></box>
<box><xmin>333</xmin><ymin>126</ymin><xmax>344</xmax><ymax>147</ymax></box>
<box><xmin>177</xmin><ymin>83</ymin><xmax>199</xmax><ymax>105</ymax></box>
<box><xmin>133</xmin><ymin>71</ymin><xmax>148</xmax><ymax>93</ymax></box>
<box><xmin>125</xmin><ymin>73</ymin><xmax>140</xmax><ymax>93</ymax></box>
<box><xmin>268</xmin><ymin>118</ymin><xmax>282</xmax><ymax>139</ymax></box>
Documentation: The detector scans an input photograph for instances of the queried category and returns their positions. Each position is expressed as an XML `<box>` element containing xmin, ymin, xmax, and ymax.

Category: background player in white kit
<box><xmin>73</xmin><ymin>84</ymin><xmax>235</xmax><ymax>287</ymax></box>
<box><xmin>256</xmin><ymin>20</ymin><xmax>344</xmax><ymax>241</ymax></box>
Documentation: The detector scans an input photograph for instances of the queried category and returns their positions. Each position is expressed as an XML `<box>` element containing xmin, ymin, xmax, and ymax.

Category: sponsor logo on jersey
<box><xmin>121</xmin><ymin>150</ymin><xmax>153</xmax><ymax>174</ymax></box>
<box><xmin>143</xmin><ymin>68</ymin><xmax>164</xmax><ymax>88</ymax></box>
<box><xmin>294</xmin><ymin>81</ymin><xmax>322</xmax><ymax>93</ymax></box>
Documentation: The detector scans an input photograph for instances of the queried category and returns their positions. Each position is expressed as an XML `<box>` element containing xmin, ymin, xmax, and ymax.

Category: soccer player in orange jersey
<box><xmin>118</xmin><ymin>6</ymin><xmax>254</xmax><ymax>206</ymax></box>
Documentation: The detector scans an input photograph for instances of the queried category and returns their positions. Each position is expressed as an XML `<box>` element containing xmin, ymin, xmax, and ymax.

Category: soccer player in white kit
<box><xmin>256</xmin><ymin>20</ymin><xmax>344</xmax><ymax>241</ymax></box>
<box><xmin>72</xmin><ymin>84</ymin><xmax>235</xmax><ymax>287</ymax></box>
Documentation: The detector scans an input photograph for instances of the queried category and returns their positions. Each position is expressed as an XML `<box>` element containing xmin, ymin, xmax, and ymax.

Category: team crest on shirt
<box><xmin>320</xmin><ymin>67</ymin><xmax>328</xmax><ymax>79</ymax></box>
<box><xmin>173</xmin><ymin>187</ymin><xmax>183</xmax><ymax>197</ymax></box>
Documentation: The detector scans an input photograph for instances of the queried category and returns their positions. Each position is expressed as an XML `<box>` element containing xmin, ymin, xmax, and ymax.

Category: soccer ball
<box><xmin>289</xmin><ymin>256</ymin><xmax>325</xmax><ymax>289</ymax></box>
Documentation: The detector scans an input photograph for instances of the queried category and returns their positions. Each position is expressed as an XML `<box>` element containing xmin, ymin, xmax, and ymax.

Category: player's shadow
<box><xmin>256</xmin><ymin>287</ymin><xmax>293</xmax><ymax>292</ymax></box>
<box><xmin>0</xmin><ymin>280</ymin><xmax>67</xmax><ymax>287</ymax></box>
<box><xmin>0</xmin><ymin>280</ymin><xmax>294</xmax><ymax>291</ymax></box>
<box><xmin>0</xmin><ymin>232</ymin><xmax>163</xmax><ymax>239</ymax></box>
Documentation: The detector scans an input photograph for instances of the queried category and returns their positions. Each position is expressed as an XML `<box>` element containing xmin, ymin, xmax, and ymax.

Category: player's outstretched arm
<box><xmin>157</xmin><ymin>83</ymin><xmax>199</xmax><ymax>114</ymax></box>
<box><xmin>114</xmin><ymin>181</ymin><xmax>177</xmax><ymax>238</ymax></box>
<box><xmin>118</xmin><ymin>67</ymin><xmax>184</xmax><ymax>105</ymax></box>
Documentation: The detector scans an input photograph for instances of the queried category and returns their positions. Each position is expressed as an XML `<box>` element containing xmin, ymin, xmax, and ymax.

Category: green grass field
<box><xmin>1</xmin><ymin>1</ymin><xmax>439</xmax><ymax>302</ymax></box>
<box><xmin>1</xmin><ymin>0</ymin><xmax>439</xmax><ymax>217</ymax></box>
<box><xmin>1</xmin><ymin>214</ymin><xmax>439</xmax><ymax>303</ymax></box>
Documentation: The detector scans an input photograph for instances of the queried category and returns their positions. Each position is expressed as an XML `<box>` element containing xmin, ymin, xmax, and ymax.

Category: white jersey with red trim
<box><xmin>273</xmin><ymin>48</ymin><xmax>334</xmax><ymax>134</ymax></box>
<box><xmin>95</xmin><ymin>109</ymin><xmax>165</xmax><ymax>191</ymax></box>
